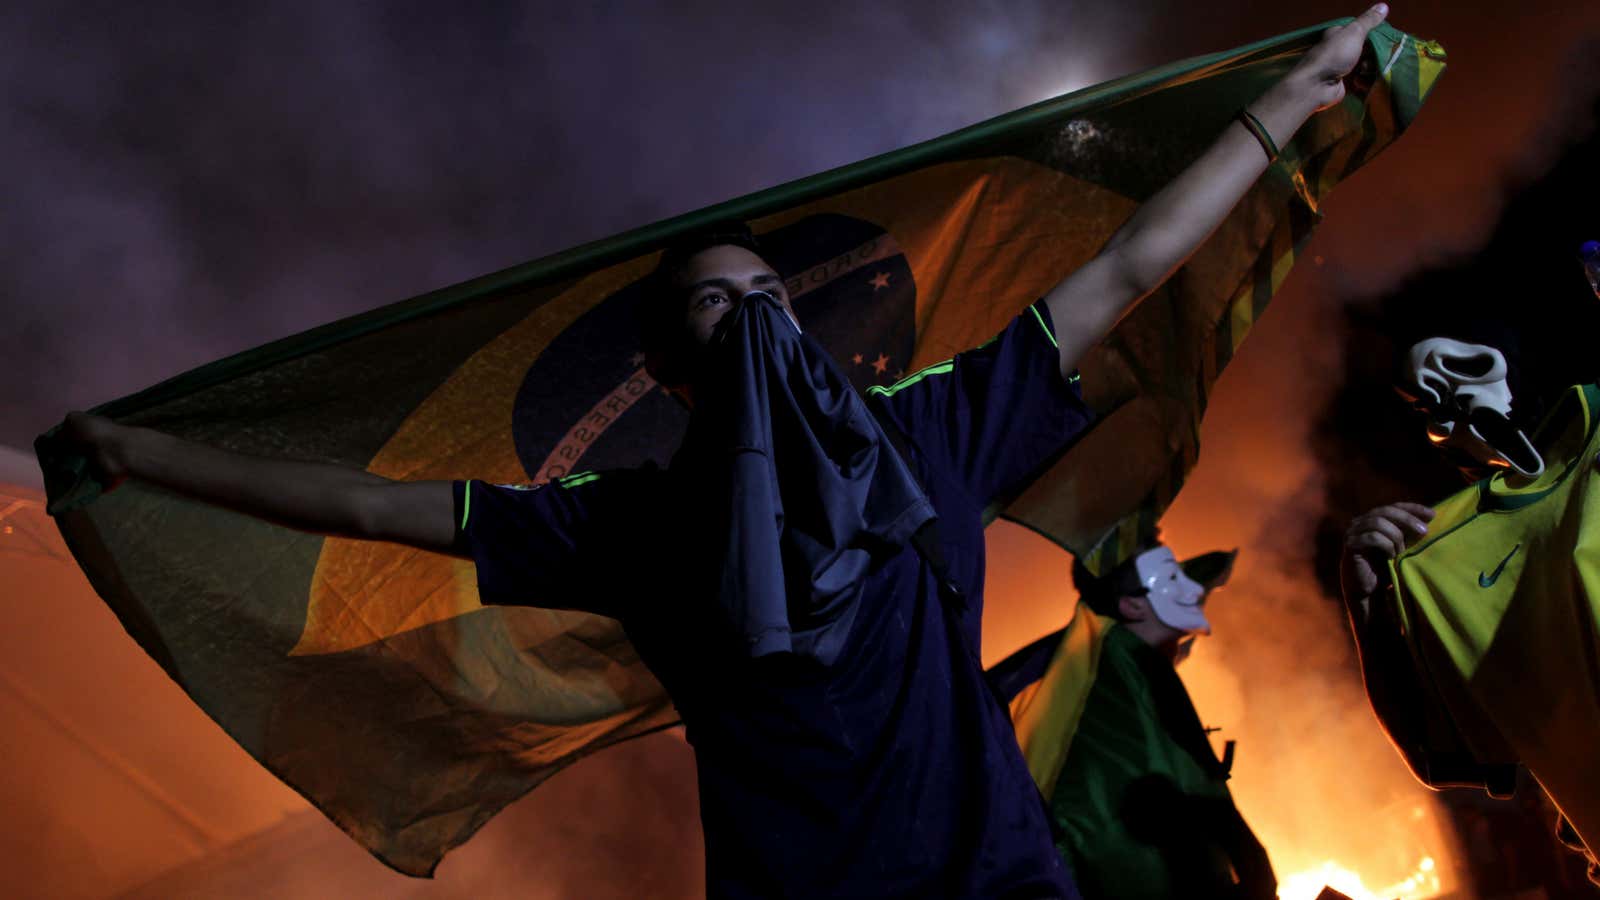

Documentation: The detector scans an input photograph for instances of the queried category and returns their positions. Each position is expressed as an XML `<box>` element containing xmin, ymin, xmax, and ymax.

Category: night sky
<box><xmin>4</xmin><ymin>0</ymin><xmax>1587</xmax><ymax>454</ymax></box>
<box><xmin>5</xmin><ymin>1</ymin><xmax>1600</xmax><ymax>897</ymax></box>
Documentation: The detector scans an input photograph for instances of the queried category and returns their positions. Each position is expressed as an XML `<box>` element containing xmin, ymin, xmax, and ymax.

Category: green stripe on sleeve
<box><xmin>866</xmin><ymin>360</ymin><xmax>955</xmax><ymax>398</ymax></box>
<box><xmin>460</xmin><ymin>480</ymin><xmax>473</xmax><ymax>531</ymax></box>
<box><xmin>557</xmin><ymin>471</ymin><xmax>601</xmax><ymax>489</ymax></box>
<box><xmin>1027</xmin><ymin>304</ymin><xmax>1060</xmax><ymax>349</ymax></box>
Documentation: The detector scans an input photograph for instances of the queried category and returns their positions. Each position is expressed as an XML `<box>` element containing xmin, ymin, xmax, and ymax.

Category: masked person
<box><xmin>54</xmin><ymin>10</ymin><xmax>1387</xmax><ymax>897</ymax></box>
<box><xmin>1340</xmin><ymin>295</ymin><xmax>1600</xmax><ymax>883</ymax></box>
<box><xmin>989</xmin><ymin>545</ymin><xmax>1276</xmax><ymax>899</ymax></box>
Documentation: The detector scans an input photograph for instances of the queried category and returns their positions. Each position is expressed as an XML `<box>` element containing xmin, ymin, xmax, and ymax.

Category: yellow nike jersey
<box><xmin>1390</xmin><ymin>382</ymin><xmax>1600</xmax><ymax>855</ymax></box>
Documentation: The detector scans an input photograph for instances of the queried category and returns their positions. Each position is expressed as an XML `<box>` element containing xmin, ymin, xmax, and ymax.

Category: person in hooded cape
<box><xmin>1339</xmin><ymin>242</ymin><xmax>1600</xmax><ymax>885</ymax></box>
<box><xmin>54</xmin><ymin>9</ymin><xmax>1388</xmax><ymax>898</ymax></box>
<box><xmin>989</xmin><ymin>544</ymin><xmax>1276</xmax><ymax>899</ymax></box>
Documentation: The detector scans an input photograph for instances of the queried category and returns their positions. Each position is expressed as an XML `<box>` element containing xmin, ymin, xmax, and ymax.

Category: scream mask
<box><xmin>1399</xmin><ymin>337</ymin><xmax>1544</xmax><ymax>479</ymax></box>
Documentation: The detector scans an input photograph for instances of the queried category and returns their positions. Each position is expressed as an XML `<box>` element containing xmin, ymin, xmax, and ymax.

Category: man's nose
<box><xmin>734</xmin><ymin>289</ymin><xmax>801</xmax><ymax>334</ymax></box>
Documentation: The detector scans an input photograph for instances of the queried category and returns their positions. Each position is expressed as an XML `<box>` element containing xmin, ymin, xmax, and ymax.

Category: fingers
<box><xmin>1392</xmin><ymin>501</ymin><xmax>1435</xmax><ymax>522</ymax></box>
<box><xmin>1375</xmin><ymin>504</ymin><xmax>1431</xmax><ymax>538</ymax></box>
<box><xmin>1322</xmin><ymin>4</ymin><xmax>1387</xmax><ymax>45</ymax></box>
<box><xmin>1329</xmin><ymin>4</ymin><xmax>1388</xmax><ymax>42</ymax></box>
<box><xmin>1356</xmin><ymin>503</ymin><xmax>1432</xmax><ymax>535</ymax></box>
<box><xmin>1351</xmin><ymin>3</ymin><xmax>1390</xmax><ymax>37</ymax></box>
<box><xmin>1298</xmin><ymin>4</ymin><xmax>1387</xmax><ymax>109</ymax></box>
<box><xmin>1341</xmin><ymin>550</ymin><xmax>1380</xmax><ymax>601</ymax></box>
<box><xmin>1345</xmin><ymin>501</ymin><xmax>1433</xmax><ymax>560</ymax></box>
<box><xmin>60</xmin><ymin>411</ymin><xmax>106</xmax><ymax>448</ymax></box>
<box><xmin>1348</xmin><ymin>530</ymin><xmax>1401</xmax><ymax>559</ymax></box>
<box><xmin>1350</xmin><ymin>515</ymin><xmax>1408</xmax><ymax>558</ymax></box>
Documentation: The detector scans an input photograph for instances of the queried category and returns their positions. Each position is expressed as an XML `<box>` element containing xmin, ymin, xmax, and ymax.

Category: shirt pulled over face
<box><xmin>672</xmin><ymin>291</ymin><xmax>935</xmax><ymax>664</ymax></box>
<box><xmin>453</xmin><ymin>299</ymin><xmax>1093</xmax><ymax>898</ymax></box>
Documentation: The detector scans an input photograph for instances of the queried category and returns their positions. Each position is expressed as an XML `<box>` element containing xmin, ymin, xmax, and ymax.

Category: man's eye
<box><xmin>697</xmin><ymin>293</ymin><xmax>728</xmax><ymax>308</ymax></box>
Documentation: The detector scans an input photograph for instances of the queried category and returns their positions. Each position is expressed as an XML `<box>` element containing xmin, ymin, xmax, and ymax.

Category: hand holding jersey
<box><xmin>1340</xmin><ymin>501</ymin><xmax>1434</xmax><ymax>620</ymax></box>
<box><xmin>1385</xmin><ymin>384</ymin><xmax>1600</xmax><ymax>859</ymax></box>
<box><xmin>1343</xmin><ymin>334</ymin><xmax>1550</xmax><ymax>623</ymax></box>
<box><xmin>1342</xmin><ymin>321</ymin><xmax>1600</xmax><ymax>879</ymax></box>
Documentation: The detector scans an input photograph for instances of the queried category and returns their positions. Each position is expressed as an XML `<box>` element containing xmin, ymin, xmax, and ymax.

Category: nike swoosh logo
<box><xmin>1479</xmin><ymin>544</ymin><xmax>1521</xmax><ymax>588</ymax></box>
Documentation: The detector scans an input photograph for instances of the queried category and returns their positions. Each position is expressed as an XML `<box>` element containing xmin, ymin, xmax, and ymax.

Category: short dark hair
<box><xmin>635</xmin><ymin>222</ymin><xmax>765</xmax><ymax>361</ymax></box>
<box><xmin>1071</xmin><ymin>547</ymin><xmax>1152</xmax><ymax>620</ymax></box>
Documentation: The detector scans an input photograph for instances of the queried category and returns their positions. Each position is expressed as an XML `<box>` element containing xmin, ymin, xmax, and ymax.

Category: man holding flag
<box><xmin>54</xmin><ymin>7</ymin><xmax>1389</xmax><ymax>898</ymax></box>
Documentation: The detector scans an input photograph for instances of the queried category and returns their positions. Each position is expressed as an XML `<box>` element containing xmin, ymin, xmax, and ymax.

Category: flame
<box><xmin>1278</xmin><ymin>856</ymin><xmax>1440</xmax><ymax>900</ymax></box>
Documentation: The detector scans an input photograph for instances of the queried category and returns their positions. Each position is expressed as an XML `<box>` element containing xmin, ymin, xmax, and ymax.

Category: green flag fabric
<box><xmin>38</xmin><ymin>20</ymin><xmax>1443</xmax><ymax>876</ymax></box>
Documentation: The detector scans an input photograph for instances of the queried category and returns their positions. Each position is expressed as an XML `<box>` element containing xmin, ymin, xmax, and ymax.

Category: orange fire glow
<box><xmin>985</xmin><ymin>511</ymin><xmax>1464</xmax><ymax>900</ymax></box>
<box><xmin>1278</xmin><ymin>855</ymin><xmax>1439</xmax><ymax>900</ymax></box>
<box><xmin>1128</xmin><ymin>306</ymin><xmax>1466</xmax><ymax>900</ymax></box>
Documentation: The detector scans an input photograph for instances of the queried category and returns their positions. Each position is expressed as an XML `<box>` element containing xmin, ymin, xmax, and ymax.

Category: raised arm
<box><xmin>55</xmin><ymin>412</ymin><xmax>459</xmax><ymax>553</ymax></box>
<box><xmin>1044</xmin><ymin>4</ymin><xmax>1389</xmax><ymax>377</ymax></box>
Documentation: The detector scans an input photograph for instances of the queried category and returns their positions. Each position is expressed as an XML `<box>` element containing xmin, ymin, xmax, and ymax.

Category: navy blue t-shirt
<box><xmin>457</xmin><ymin>302</ymin><xmax>1092</xmax><ymax>899</ymax></box>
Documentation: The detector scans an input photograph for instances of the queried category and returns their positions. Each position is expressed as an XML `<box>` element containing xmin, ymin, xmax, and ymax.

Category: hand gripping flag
<box><xmin>37</xmin><ymin>20</ymin><xmax>1443</xmax><ymax>876</ymax></box>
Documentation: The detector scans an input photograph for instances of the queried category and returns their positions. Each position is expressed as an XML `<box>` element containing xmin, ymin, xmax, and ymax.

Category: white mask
<box><xmin>1400</xmin><ymin>337</ymin><xmax>1544</xmax><ymax>478</ymax></box>
<box><xmin>1133</xmin><ymin>546</ymin><xmax>1210</xmax><ymax>635</ymax></box>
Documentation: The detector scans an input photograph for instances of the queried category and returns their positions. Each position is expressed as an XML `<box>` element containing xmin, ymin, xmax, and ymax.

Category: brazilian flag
<box><xmin>38</xmin><ymin>20</ymin><xmax>1443</xmax><ymax>876</ymax></box>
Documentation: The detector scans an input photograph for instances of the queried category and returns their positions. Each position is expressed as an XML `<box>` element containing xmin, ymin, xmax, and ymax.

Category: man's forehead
<box><xmin>1134</xmin><ymin>546</ymin><xmax>1179</xmax><ymax>570</ymax></box>
<box><xmin>677</xmin><ymin>244</ymin><xmax>780</xmax><ymax>284</ymax></box>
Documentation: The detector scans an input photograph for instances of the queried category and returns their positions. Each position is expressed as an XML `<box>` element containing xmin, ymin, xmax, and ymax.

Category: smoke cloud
<box><xmin>0</xmin><ymin>0</ymin><xmax>1169</xmax><ymax>447</ymax></box>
